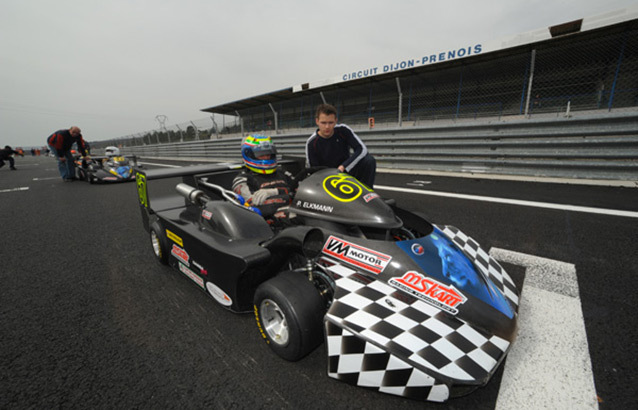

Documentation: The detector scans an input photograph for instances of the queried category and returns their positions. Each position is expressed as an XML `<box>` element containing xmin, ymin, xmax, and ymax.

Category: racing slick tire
<box><xmin>149</xmin><ymin>223</ymin><xmax>169</xmax><ymax>265</ymax></box>
<box><xmin>254</xmin><ymin>271</ymin><xmax>325</xmax><ymax>361</ymax></box>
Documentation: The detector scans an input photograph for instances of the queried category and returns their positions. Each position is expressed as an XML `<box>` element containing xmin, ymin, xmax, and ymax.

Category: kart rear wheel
<box><xmin>254</xmin><ymin>271</ymin><xmax>325</xmax><ymax>361</ymax></box>
<box><xmin>150</xmin><ymin>223</ymin><xmax>168</xmax><ymax>265</ymax></box>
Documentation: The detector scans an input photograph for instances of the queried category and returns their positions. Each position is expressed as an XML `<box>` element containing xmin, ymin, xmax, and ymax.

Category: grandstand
<box><xmin>201</xmin><ymin>6</ymin><xmax>638</xmax><ymax>134</ymax></box>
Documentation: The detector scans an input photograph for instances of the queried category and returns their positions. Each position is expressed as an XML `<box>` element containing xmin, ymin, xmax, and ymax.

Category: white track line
<box><xmin>0</xmin><ymin>187</ymin><xmax>29</xmax><ymax>193</ymax></box>
<box><xmin>490</xmin><ymin>248</ymin><xmax>598</xmax><ymax>410</ymax></box>
<box><xmin>375</xmin><ymin>185</ymin><xmax>638</xmax><ymax>219</ymax></box>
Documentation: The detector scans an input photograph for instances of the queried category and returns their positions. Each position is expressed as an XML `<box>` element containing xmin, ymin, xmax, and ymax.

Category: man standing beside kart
<box><xmin>0</xmin><ymin>145</ymin><xmax>24</xmax><ymax>170</ymax></box>
<box><xmin>306</xmin><ymin>103</ymin><xmax>376</xmax><ymax>188</ymax></box>
<box><xmin>46</xmin><ymin>126</ymin><xmax>90</xmax><ymax>182</ymax></box>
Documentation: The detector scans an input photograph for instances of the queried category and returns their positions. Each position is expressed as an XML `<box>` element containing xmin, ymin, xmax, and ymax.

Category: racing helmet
<box><xmin>105</xmin><ymin>146</ymin><xmax>120</xmax><ymax>157</ymax></box>
<box><xmin>241</xmin><ymin>134</ymin><xmax>277</xmax><ymax>174</ymax></box>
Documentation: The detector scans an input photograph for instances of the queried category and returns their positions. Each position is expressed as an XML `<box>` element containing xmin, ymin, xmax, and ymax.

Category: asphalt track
<box><xmin>1</xmin><ymin>156</ymin><xmax>637</xmax><ymax>409</ymax></box>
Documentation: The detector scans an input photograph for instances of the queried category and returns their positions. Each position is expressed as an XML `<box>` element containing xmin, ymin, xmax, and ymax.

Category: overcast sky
<box><xmin>1</xmin><ymin>0</ymin><xmax>636</xmax><ymax>147</ymax></box>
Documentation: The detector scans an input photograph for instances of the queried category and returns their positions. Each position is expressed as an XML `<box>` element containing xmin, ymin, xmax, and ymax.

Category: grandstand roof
<box><xmin>201</xmin><ymin>6</ymin><xmax>638</xmax><ymax>116</ymax></box>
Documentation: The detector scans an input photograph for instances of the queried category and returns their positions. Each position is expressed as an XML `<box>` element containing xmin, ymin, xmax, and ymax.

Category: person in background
<box><xmin>232</xmin><ymin>134</ymin><xmax>294</xmax><ymax>219</ymax></box>
<box><xmin>0</xmin><ymin>145</ymin><xmax>23</xmax><ymax>170</ymax></box>
<box><xmin>46</xmin><ymin>126</ymin><xmax>90</xmax><ymax>182</ymax></box>
<box><xmin>305</xmin><ymin>103</ymin><xmax>376</xmax><ymax>188</ymax></box>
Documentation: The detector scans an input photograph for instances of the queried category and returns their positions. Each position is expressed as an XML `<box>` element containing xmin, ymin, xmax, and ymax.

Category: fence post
<box><xmin>235</xmin><ymin>111</ymin><xmax>244</xmax><ymax>137</ymax></box>
<box><xmin>608</xmin><ymin>34</ymin><xmax>627</xmax><ymax>111</ymax></box>
<box><xmin>210</xmin><ymin>115</ymin><xmax>219</xmax><ymax>139</ymax></box>
<box><xmin>175</xmin><ymin>124</ymin><xmax>184</xmax><ymax>142</ymax></box>
<box><xmin>190</xmin><ymin>121</ymin><xmax>199</xmax><ymax>140</ymax></box>
<box><xmin>524</xmin><ymin>49</ymin><xmax>537</xmax><ymax>117</ymax></box>
<box><xmin>455</xmin><ymin>71</ymin><xmax>463</xmax><ymax>119</ymax></box>
<box><xmin>396</xmin><ymin>77</ymin><xmax>403</xmax><ymax>127</ymax></box>
<box><xmin>268</xmin><ymin>103</ymin><xmax>279</xmax><ymax>134</ymax></box>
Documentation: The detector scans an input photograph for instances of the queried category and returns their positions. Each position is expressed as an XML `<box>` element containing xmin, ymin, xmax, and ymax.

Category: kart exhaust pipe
<box><xmin>176</xmin><ymin>183</ymin><xmax>207</xmax><ymax>206</ymax></box>
<box><xmin>262</xmin><ymin>226</ymin><xmax>324</xmax><ymax>259</ymax></box>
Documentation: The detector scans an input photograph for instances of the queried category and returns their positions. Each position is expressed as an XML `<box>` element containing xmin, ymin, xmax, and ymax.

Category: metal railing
<box><xmin>117</xmin><ymin>111</ymin><xmax>638</xmax><ymax>182</ymax></box>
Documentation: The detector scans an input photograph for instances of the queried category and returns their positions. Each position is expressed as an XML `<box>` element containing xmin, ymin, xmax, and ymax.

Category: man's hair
<box><xmin>315</xmin><ymin>103</ymin><xmax>338</xmax><ymax>118</ymax></box>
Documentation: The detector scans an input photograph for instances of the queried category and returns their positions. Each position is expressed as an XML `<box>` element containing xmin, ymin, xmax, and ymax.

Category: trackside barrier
<box><xmin>120</xmin><ymin>112</ymin><xmax>638</xmax><ymax>182</ymax></box>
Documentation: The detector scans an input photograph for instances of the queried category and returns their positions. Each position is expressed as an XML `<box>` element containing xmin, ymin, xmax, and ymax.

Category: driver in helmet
<box><xmin>232</xmin><ymin>134</ymin><xmax>294</xmax><ymax>219</ymax></box>
<box><xmin>104</xmin><ymin>146</ymin><xmax>120</xmax><ymax>157</ymax></box>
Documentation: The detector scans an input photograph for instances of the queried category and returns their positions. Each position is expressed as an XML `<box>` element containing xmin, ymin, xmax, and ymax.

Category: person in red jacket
<box><xmin>46</xmin><ymin>126</ymin><xmax>90</xmax><ymax>181</ymax></box>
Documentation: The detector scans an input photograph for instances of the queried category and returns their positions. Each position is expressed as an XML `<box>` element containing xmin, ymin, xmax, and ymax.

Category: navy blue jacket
<box><xmin>305</xmin><ymin>124</ymin><xmax>368</xmax><ymax>172</ymax></box>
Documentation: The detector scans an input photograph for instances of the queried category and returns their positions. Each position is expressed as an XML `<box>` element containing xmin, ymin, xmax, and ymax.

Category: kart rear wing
<box><xmin>135</xmin><ymin>162</ymin><xmax>241</xmax><ymax>208</ymax></box>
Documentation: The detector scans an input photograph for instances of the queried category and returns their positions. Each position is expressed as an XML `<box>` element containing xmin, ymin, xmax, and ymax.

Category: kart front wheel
<box><xmin>150</xmin><ymin>224</ymin><xmax>168</xmax><ymax>265</ymax></box>
<box><xmin>254</xmin><ymin>271</ymin><xmax>325</xmax><ymax>361</ymax></box>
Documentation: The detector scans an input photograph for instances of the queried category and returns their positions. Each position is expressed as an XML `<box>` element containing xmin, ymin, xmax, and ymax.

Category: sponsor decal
<box><xmin>363</xmin><ymin>192</ymin><xmax>380</xmax><ymax>203</ymax></box>
<box><xmin>166</xmin><ymin>229</ymin><xmax>183</xmax><ymax>246</ymax></box>
<box><xmin>322</xmin><ymin>235</ymin><xmax>391</xmax><ymax>274</ymax></box>
<box><xmin>192</xmin><ymin>260</ymin><xmax>208</xmax><ymax>276</ymax></box>
<box><xmin>295</xmin><ymin>200</ymin><xmax>333</xmax><ymax>213</ymax></box>
<box><xmin>202</xmin><ymin>210</ymin><xmax>212</xmax><ymax>220</ymax></box>
<box><xmin>411</xmin><ymin>243</ymin><xmax>424</xmax><ymax>256</ymax></box>
<box><xmin>322</xmin><ymin>174</ymin><xmax>372</xmax><ymax>202</ymax></box>
<box><xmin>179</xmin><ymin>262</ymin><xmax>204</xmax><ymax>289</ymax></box>
<box><xmin>171</xmin><ymin>244</ymin><xmax>189</xmax><ymax>265</ymax></box>
<box><xmin>104</xmin><ymin>176</ymin><xmax>118</xmax><ymax>181</ymax></box>
<box><xmin>136</xmin><ymin>173</ymin><xmax>148</xmax><ymax>208</ymax></box>
<box><xmin>389</xmin><ymin>271</ymin><xmax>467</xmax><ymax>315</ymax></box>
<box><xmin>206</xmin><ymin>282</ymin><xmax>232</xmax><ymax>306</ymax></box>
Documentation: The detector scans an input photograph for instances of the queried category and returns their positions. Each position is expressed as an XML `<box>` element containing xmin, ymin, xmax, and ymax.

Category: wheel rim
<box><xmin>260</xmin><ymin>299</ymin><xmax>289</xmax><ymax>346</ymax></box>
<box><xmin>150</xmin><ymin>231</ymin><xmax>162</xmax><ymax>258</ymax></box>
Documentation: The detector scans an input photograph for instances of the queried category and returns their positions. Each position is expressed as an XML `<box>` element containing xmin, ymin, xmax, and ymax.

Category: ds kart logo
<box><xmin>322</xmin><ymin>235</ymin><xmax>391</xmax><ymax>274</ymax></box>
<box><xmin>389</xmin><ymin>271</ymin><xmax>467</xmax><ymax>315</ymax></box>
<box><xmin>323</xmin><ymin>174</ymin><xmax>373</xmax><ymax>202</ymax></box>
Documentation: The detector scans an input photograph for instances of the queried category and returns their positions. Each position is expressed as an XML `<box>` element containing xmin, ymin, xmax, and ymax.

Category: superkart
<box><xmin>135</xmin><ymin>160</ymin><xmax>519</xmax><ymax>402</ymax></box>
<box><xmin>75</xmin><ymin>154</ymin><xmax>138</xmax><ymax>183</ymax></box>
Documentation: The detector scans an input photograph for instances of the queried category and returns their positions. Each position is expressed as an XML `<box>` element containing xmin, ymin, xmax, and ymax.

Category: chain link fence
<box><xmin>92</xmin><ymin>20</ymin><xmax>638</xmax><ymax>150</ymax></box>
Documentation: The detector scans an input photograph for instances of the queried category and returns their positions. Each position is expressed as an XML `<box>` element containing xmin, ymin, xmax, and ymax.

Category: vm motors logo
<box><xmin>322</xmin><ymin>235</ymin><xmax>391</xmax><ymax>274</ymax></box>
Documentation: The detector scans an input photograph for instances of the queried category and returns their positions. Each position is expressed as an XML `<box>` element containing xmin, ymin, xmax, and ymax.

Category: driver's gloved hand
<box><xmin>251</xmin><ymin>188</ymin><xmax>278</xmax><ymax>205</ymax></box>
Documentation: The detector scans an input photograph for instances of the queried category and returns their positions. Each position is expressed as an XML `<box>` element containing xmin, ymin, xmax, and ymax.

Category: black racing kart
<box><xmin>135</xmin><ymin>161</ymin><xmax>519</xmax><ymax>403</ymax></box>
<box><xmin>75</xmin><ymin>155</ymin><xmax>138</xmax><ymax>183</ymax></box>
